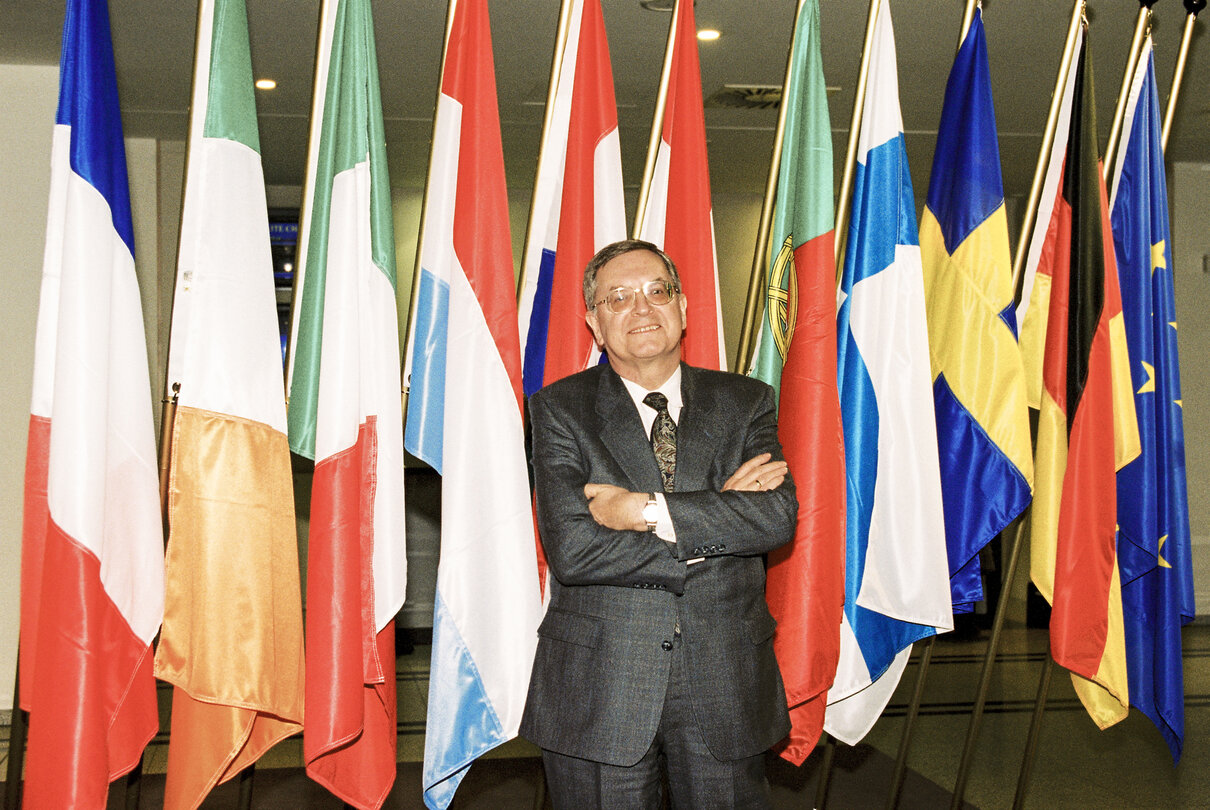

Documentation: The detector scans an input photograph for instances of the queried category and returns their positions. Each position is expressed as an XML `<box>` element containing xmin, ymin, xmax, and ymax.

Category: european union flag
<box><xmin>1109</xmin><ymin>39</ymin><xmax>1195</xmax><ymax>763</ymax></box>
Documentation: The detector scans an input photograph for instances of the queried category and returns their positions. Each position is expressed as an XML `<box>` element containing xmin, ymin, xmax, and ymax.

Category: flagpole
<box><xmin>1161</xmin><ymin>0</ymin><xmax>1206</xmax><ymax>151</ymax></box>
<box><xmin>515</xmin><ymin>0</ymin><xmax>576</xmax><ymax>302</ymax></box>
<box><xmin>885</xmin><ymin>637</ymin><xmax>935</xmax><ymax>810</ymax></box>
<box><xmin>402</xmin><ymin>0</ymin><xmax>459</xmax><ymax>399</ymax></box>
<box><xmin>734</xmin><ymin>0</ymin><xmax>807</xmax><ymax>374</ymax></box>
<box><xmin>1012</xmin><ymin>656</ymin><xmax>1055</xmax><ymax>809</ymax></box>
<box><xmin>286</xmin><ymin>0</ymin><xmax>336</xmax><ymax>396</ymax></box>
<box><xmin>1010</xmin><ymin>0</ymin><xmax>1086</xmax><ymax>299</ymax></box>
<box><xmin>951</xmin><ymin>6</ymin><xmax>1085</xmax><ymax>808</ymax></box>
<box><xmin>632</xmin><ymin>0</ymin><xmax>681</xmax><ymax>238</ymax></box>
<box><xmin>1103</xmin><ymin>3</ymin><xmax>1153</xmax><ymax>181</ymax></box>
<box><xmin>833</xmin><ymin>0</ymin><xmax>882</xmax><ymax>271</ymax></box>
<box><xmin>957</xmin><ymin>0</ymin><xmax>978</xmax><ymax>46</ymax></box>
<box><xmin>884</xmin><ymin>7</ymin><xmax>982</xmax><ymax>803</ymax></box>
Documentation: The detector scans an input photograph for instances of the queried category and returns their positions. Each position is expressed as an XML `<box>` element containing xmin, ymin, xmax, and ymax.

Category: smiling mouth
<box><xmin>628</xmin><ymin>324</ymin><xmax>661</xmax><ymax>334</ymax></box>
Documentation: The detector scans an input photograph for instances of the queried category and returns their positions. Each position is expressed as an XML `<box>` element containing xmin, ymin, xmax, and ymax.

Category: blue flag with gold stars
<box><xmin>1108</xmin><ymin>38</ymin><xmax>1195</xmax><ymax>763</ymax></box>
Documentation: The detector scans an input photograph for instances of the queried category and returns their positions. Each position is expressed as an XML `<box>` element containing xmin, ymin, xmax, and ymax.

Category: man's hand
<box><xmin>722</xmin><ymin>452</ymin><xmax>789</xmax><ymax>492</ymax></box>
<box><xmin>584</xmin><ymin>483</ymin><xmax>648</xmax><ymax>531</ymax></box>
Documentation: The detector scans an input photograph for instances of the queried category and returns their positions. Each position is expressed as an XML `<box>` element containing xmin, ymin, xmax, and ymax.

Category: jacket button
<box><xmin>661</xmin><ymin>640</ymin><xmax>673</xmax><ymax>651</ymax></box>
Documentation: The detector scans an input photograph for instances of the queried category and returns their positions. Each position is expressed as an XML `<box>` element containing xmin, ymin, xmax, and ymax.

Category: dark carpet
<box><xmin>92</xmin><ymin>744</ymin><xmax>977</xmax><ymax>809</ymax></box>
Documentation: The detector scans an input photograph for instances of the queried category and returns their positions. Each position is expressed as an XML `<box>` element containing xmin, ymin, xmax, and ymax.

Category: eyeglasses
<box><xmin>591</xmin><ymin>280</ymin><xmax>680</xmax><ymax>313</ymax></box>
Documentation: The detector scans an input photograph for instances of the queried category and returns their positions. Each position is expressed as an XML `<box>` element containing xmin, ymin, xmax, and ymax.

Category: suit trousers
<box><xmin>541</xmin><ymin>632</ymin><xmax>772</xmax><ymax>810</ymax></box>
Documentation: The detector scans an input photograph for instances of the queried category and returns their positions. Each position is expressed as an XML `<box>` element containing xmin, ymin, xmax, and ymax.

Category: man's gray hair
<box><xmin>582</xmin><ymin>239</ymin><xmax>681</xmax><ymax>309</ymax></box>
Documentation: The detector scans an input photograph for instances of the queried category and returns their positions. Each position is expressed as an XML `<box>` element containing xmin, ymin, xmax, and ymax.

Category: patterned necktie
<box><xmin>643</xmin><ymin>391</ymin><xmax>676</xmax><ymax>492</ymax></box>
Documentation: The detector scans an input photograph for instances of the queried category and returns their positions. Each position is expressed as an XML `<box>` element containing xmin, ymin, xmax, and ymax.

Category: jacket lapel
<box><xmin>596</xmin><ymin>367</ymin><xmax>665</xmax><ymax>493</ymax></box>
<box><xmin>673</xmin><ymin>364</ymin><xmax>720</xmax><ymax>492</ymax></box>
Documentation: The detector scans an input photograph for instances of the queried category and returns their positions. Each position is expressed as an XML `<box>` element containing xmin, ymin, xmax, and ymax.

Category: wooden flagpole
<box><xmin>1162</xmin><ymin>0</ymin><xmax>1207</xmax><ymax>150</ymax></box>
<box><xmin>733</xmin><ymin>0</ymin><xmax>809</xmax><ymax>374</ymax></box>
<box><xmin>950</xmin><ymin>4</ymin><xmax>1086</xmax><ymax>809</ymax></box>
<box><xmin>515</xmin><ymin>0</ymin><xmax>576</xmax><ymax>302</ymax></box>
<box><xmin>632</xmin><ymin>0</ymin><xmax>681</xmax><ymax>239</ymax></box>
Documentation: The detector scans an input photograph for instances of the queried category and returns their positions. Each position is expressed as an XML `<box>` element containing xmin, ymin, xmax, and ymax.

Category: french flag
<box><xmin>404</xmin><ymin>0</ymin><xmax>543</xmax><ymax>807</ymax></box>
<box><xmin>636</xmin><ymin>0</ymin><xmax>726</xmax><ymax>370</ymax></box>
<box><xmin>19</xmin><ymin>0</ymin><xmax>164</xmax><ymax>805</ymax></box>
<box><xmin>517</xmin><ymin>0</ymin><xmax>626</xmax><ymax>396</ymax></box>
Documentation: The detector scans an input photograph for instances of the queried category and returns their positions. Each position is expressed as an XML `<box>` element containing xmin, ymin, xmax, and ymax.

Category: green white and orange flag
<box><xmin>749</xmin><ymin>0</ymin><xmax>845</xmax><ymax>764</ymax></box>
<box><xmin>286</xmin><ymin>0</ymin><xmax>406</xmax><ymax>806</ymax></box>
<box><xmin>153</xmin><ymin>0</ymin><xmax>304</xmax><ymax>807</ymax></box>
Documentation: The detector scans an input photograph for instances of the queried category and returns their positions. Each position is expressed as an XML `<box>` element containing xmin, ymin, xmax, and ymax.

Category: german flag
<box><xmin>1024</xmin><ymin>28</ymin><xmax>1140</xmax><ymax>728</ymax></box>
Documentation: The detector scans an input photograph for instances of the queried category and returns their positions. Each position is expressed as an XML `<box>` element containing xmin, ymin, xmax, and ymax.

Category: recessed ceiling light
<box><xmin>255</xmin><ymin>78</ymin><xmax>277</xmax><ymax>90</ymax></box>
<box><xmin>697</xmin><ymin>29</ymin><xmax>720</xmax><ymax>42</ymax></box>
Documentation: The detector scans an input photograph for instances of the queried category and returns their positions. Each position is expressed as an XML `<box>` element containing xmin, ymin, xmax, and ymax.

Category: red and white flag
<box><xmin>518</xmin><ymin>0</ymin><xmax>626</xmax><ymax>396</ymax></box>
<box><xmin>635</xmin><ymin>0</ymin><xmax>725</xmax><ymax>369</ymax></box>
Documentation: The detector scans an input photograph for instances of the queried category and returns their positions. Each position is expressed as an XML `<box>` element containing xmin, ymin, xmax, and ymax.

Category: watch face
<box><xmin>643</xmin><ymin>497</ymin><xmax>659</xmax><ymax>525</ymax></box>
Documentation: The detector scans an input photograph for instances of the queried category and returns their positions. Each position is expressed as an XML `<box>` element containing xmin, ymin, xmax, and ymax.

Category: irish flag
<box><xmin>286</xmin><ymin>0</ymin><xmax>407</xmax><ymax>806</ymax></box>
<box><xmin>153</xmin><ymin>0</ymin><xmax>304</xmax><ymax>807</ymax></box>
<box><xmin>19</xmin><ymin>0</ymin><xmax>164</xmax><ymax>805</ymax></box>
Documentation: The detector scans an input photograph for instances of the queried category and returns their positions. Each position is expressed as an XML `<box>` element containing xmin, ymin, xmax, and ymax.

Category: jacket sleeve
<box><xmin>665</xmin><ymin>383</ymin><xmax>797</xmax><ymax>561</ymax></box>
<box><xmin>530</xmin><ymin>389</ymin><xmax>688</xmax><ymax>594</ymax></box>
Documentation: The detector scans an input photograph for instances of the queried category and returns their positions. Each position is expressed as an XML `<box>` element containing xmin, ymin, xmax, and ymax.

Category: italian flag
<box><xmin>286</xmin><ymin>0</ymin><xmax>407</xmax><ymax>806</ymax></box>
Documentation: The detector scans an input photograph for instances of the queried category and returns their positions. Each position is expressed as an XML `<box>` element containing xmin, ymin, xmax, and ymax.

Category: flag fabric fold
<box><xmin>152</xmin><ymin>1</ymin><xmax>305</xmax><ymax>806</ymax></box>
<box><xmin>1019</xmin><ymin>29</ymin><xmax>1140</xmax><ymax>730</ymax></box>
<box><xmin>19</xmin><ymin>0</ymin><xmax>164</xmax><ymax>805</ymax></box>
<box><xmin>919</xmin><ymin>8</ymin><xmax>1033</xmax><ymax>616</ymax></box>
<box><xmin>636</xmin><ymin>0</ymin><xmax>726</xmax><ymax>369</ymax></box>
<box><xmin>824</xmin><ymin>0</ymin><xmax>952</xmax><ymax>746</ymax></box>
<box><xmin>286</xmin><ymin>0</ymin><xmax>406</xmax><ymax>805</ymax></box>
<box><xmin>749</xmin><ymin>0</ymin><xmax>845</xmax><ymax>765</ymax></box>
<box><xmin>1108</xmin><ymin>37</ymin><xmax>1195</xmax><ymax>760</ymax></box>
<box><xmin>518</xmin><ymin>0</ymin><xmax>625</xmax><ymax>396</ymax></box>
<box><xmin>404</xmin><ymin>0</ymin><xmax>543</xmax><ymax>806</ymax></box>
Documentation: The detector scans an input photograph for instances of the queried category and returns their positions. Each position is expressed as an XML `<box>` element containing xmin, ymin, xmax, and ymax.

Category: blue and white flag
<box><xmin>1109</xmin><ymin>37</ymin><xmax>1195</xmax><ymax>763</ymax></box>
<box><xmin>824</xmin><ymin>0</ymin><xmax>952</xmax><ymax>745</ymax></box>
<box><xmin>404</xmin><ymin>0</ymin><xmax>543</xmax><ymax>806</ymax></box>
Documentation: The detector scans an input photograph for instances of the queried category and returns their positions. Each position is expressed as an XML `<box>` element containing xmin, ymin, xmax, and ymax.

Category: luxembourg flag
<box><xmin>286</xmin><ymin>0</ymin><xmax>407</xmax><ymax>806</ymax></box>
<box><xmin>824</xmin><ymin>0</ymin><xmax>952</xmax><ymax>745</ymax></box>
<box><xmin>19</xmin><ymin>0</ymin><xmax>164</xmax><ymax>806</ymax></box>
<box><xmin>404</xmin><ymin>0</ymin><xmax>543</xmax><ymax>807</ymax></box>
<box><xmin>635</xmin><ymin>0</ymin><xmax>726</xmax><ymax>370</ymax></box>
<box><xmin>517</xmin><ymin>0</ymin><xmax>626</xmax><ymax>395</ymax></box>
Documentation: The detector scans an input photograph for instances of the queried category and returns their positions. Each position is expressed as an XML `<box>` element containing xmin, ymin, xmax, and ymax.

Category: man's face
<box><xmin>585</xmin><ymin>249</ymin><xmax>687</xmax><ymax>380</ymax></box>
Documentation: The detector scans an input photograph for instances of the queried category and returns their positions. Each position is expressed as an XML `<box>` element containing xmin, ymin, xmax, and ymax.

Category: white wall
<box><xmin>0</xmin><ymin>63</ymin><xmax>169</xmax><ymax>715</ymax></box>
<box><xmin>0</xmin><ymin>64</ymin><xmax>59</xmax><ymax>718</ymax></box>
<box><xmin>1170</xmin><ymin>162</ymin><xmax>1210</xmax><ymax>613</ymax></box>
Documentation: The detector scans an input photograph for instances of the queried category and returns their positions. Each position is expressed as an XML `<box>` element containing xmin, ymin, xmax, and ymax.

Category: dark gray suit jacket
<box><xmin>519</xmin><ymin>363</ymin><xmax>796</xmax><ymax>766</ymax></box>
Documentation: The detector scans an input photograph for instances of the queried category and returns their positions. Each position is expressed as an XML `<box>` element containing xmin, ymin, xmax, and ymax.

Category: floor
<box><xmin>3</xmin><ymin>619</ymin><xmax>1209</xmax><ymax>809</ymax></box>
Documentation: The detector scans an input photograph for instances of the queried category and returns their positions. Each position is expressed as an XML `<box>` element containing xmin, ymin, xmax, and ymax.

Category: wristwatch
<box><xmin>642</xmin><ymin>493</ymin><xmax>659</xmax><ymax>532</ymax></box>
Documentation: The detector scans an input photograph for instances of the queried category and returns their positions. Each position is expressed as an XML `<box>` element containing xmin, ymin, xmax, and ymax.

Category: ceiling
<box><xmin>3</xmin><ymin>0</ymin><xmax>1208</xmax><ymax>216</ymax></box>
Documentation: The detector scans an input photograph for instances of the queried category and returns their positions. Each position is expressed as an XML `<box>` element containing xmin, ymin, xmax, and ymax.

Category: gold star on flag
<box><xmin>1137</xmin><ymin>361</ymin><xmax>1156</xmax><ymax>394</ymax></box>
<box><xmin>1151</xmin><ymin>239</ymin><xmax>1166</xmax><ymax>276</ymax></box>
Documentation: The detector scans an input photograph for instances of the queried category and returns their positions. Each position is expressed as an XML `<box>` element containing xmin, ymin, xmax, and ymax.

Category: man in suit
<box><xmin>521</xmin><ymin>240</ymin><xmax>797</xmax><ymax>809</ymax></box>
